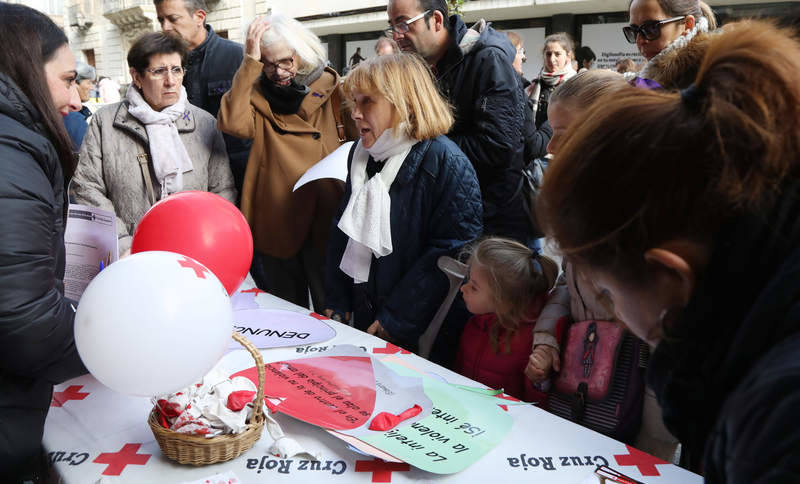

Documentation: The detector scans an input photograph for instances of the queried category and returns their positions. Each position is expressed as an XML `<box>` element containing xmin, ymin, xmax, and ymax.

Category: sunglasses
<box><xmin>622</xmin><ymin>16</ymin><xmax>686</xmax><ymax>43</ymax></box>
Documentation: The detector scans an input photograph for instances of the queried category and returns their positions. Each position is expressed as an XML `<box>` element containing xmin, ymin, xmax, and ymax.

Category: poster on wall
<box><xmin>581</xmin><ymin>22</ymin><xmax>645</xmax><ymax>71</ymax></box>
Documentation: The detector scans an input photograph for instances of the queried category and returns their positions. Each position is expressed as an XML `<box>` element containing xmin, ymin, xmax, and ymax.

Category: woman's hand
<box><xmin>367</xmin><ymin>320</ymin><xmax>392</xmax><ymax>341</ymax></box>
<box><xmin>245</xmin><ymin>17</ymin><xmax>271</xmax><ymax>61</ymax></box>
<box><xmin>524</xmin><ymin>345</ymin><xmax>561</xmax><ymax>382</ymax></box>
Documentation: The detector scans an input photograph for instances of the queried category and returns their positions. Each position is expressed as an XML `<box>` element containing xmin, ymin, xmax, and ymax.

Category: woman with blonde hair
<box><xmin>218</xmin><ymin>14</ymin><xmax>355</xmax><ymax>310</ymax></box>
<box><xmin>324</xmin><ymin>54</ymin><xmax>482</xmax><ymax>354</ymax></box>
<box><xmin>537</xmin><ymin>21</ymin><xmax>800</xmax><ymax>477</ymax></box>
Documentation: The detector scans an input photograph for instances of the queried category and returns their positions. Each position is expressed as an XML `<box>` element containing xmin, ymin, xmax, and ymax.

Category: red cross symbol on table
<box><xmin>93</xmin><ymin>443</ymin><xmax>151</xmax><ymax>476</ymax></box>
<box><xmin>494</xmin><ymin>392</ymin><xmax>521</xmax><ymax>411</ymax></box>
<box><xmin>614</xmin><ymin>444</ymin><xmax>668</xmax><ymax>476</ymax></box>
<box><xmin>240</xmin><ymin>287</ymin><xmax>267</xmax><ymax>295</ymax></box>
<box><xmin>177</xmin><ymin>256</ymin><xmax>209</xmax><ymax>279</ymax></box>
<box><xmin>355</xmin><ymin>459</ymin><xmax>410</xmax><ymax>483</ymax></box>
<box><xmin>372</xmin><ymin>342</ymin><xmax>411</xmax><ymax>355</ymax></box>
<box><xmin>51</xmin><ymin>385</ymin><xmax>89</xmax><ymax>407</ymax></box>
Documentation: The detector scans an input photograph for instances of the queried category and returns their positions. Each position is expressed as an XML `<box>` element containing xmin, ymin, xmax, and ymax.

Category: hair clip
<box><xmin>594</xmin><ymin>465</ymin><xmax>644</xmax><ymax>484</ymax></box>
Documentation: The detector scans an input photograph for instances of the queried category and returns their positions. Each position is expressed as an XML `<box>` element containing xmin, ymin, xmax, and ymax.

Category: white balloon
<box><xmin>75</xmin><ymin>251</ymin><xmax>233</xmax><ymax>396</ymax></box>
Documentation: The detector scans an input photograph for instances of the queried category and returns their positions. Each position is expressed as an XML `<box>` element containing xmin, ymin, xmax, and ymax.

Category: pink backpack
<box><xmin>549</xmin><ymin>320</ymin><xmax>648</xmax><ymax>443</ymax></box>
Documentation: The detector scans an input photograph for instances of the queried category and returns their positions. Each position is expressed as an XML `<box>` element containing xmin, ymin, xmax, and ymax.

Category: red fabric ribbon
<box><xmin>227</xmin><ymin>390</ymin><xmax>257</xmax><ymax>411</ymax></box>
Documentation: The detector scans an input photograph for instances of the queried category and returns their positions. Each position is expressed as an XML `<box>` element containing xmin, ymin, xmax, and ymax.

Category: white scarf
<box><xmin>125</xmin><ymin>85</ymin><xmax>194</xmax><ymax>200</ymax></box>
<box><xmin>529</xmin><ymin>64</ymin><xmax>577</xmax><ymax>120</ymax></box>
<box><xmin>626</xmin><ymin>16</ymin><xmax>710</xmax><ymax>81</ymax></box>
<box><xmin>338</xmin><ymin>126</ymin><xmax>417</xmax><ymax>283</ymax></box>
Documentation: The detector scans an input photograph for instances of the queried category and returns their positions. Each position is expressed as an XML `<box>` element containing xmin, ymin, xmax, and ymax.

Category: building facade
<box><xmin>16</xmin><ymin>0</ymin><xmax>800</xmax><ymax>88</ymax></box>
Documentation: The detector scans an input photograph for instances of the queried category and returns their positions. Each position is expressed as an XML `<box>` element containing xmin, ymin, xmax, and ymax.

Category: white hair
<box><xmin>258</xmin><ymin>14</ymin><xmax>327</xmax><ymax>75</ymax></box>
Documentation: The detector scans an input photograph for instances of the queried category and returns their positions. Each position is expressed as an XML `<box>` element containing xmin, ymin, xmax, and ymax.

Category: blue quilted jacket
<box><xmin>325</xmin><ymin>136</ymin><xmax>482</xmax><ymax>349</ymax></box>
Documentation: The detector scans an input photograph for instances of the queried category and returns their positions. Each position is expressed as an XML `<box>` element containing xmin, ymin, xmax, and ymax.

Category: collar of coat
<box><xmin>252</xmin><ymin>65</ymin><xmax>340</xmax><ymax>134</ymax></box>
<box><xmin>112</xmin><ymin>100</ymin><xmax>197</xmax><ymax>144</ymax></box>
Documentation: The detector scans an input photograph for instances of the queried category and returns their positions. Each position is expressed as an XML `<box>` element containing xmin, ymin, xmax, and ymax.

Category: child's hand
<box><xmin>524</xmin><ymin>345</ymin><xmax>561</xmax><ymax>383</ymax></box>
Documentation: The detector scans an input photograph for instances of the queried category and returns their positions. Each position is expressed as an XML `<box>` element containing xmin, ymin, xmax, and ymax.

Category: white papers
<box><xmin>293</xmin><ymin>141</ymin><xmax>353</xmax><ymax>192</ymax></box>
<box><xmin>179</xmin><ymin>471</ymin><xmax>242</xmax><ymax>484</ymax></box>
<box><xmin>63</xmin><ymin>204</ymin><xmax>118</xmax><ymax>300</ymax></box>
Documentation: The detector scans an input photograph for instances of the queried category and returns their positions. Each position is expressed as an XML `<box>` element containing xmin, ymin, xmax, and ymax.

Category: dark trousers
<box><xmin>257</xmin><ymin>239</ymin><xmax>326</xmax><ymax>312</ymax></box>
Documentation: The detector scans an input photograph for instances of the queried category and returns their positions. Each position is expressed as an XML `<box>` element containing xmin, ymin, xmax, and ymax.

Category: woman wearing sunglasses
<box><xmin>624</xmin><ymin>0</ymin><xmax>716</xmax><ymax>78</ymax></box>
<box><xmin>72</xmin><ymin>32</ymin><xmax>236</xmax><ymax>256</ymax></box>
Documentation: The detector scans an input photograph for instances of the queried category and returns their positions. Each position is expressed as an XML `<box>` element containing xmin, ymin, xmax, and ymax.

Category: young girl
<box><xmin>525</xmin><ymin>70</ymin><xmax>629</xmax><ymax>383</ymax></box>
<box><xmin>456</xmin><ymin>238</ymin><xmax>560</xmax><ymax>402</ymax></box>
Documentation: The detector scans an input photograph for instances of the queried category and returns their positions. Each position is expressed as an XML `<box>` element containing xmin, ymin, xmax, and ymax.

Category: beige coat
<box><xmin>217</xmin><ymin>56</ymin><xmax>355</xmax><ymax>258</ymax></box>
<box><xmin>73</xmin><ymin>102</ymin><xmax>236</xmax><ymax>253</ymax></box>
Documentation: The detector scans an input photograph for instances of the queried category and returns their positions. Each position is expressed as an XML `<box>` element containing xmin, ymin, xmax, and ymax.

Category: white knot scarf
<box><xmin>338</xmin><ymin>126</ymin><xmax>418</xmax><ymax>283</ymax></box>
<box><xmin>125</xmin><ymin>85</ymin><xmax>194</xmax><ymax>200</ymax></box>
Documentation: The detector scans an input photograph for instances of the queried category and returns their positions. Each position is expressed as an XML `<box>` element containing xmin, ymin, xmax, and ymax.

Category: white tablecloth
<box><xmin>44</xmin><ymin>280</ymin><xmax>701</xmax><ymax>484</ymax></box>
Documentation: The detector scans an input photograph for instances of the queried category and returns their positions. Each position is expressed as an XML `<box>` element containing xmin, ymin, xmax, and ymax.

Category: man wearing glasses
<box><xmin>154</xmin><ymin>0</ymin><xmax>251</xmax><ymax>196</ymax></box>
<box><xmin>386</xmin><ymin>0</ymin><xmax>533</xmax><ymax>246</ymax></box>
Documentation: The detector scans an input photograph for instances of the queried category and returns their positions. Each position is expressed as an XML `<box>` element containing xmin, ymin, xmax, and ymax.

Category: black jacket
<box><xmin>0</xmin><ymin>74</ymin><xmax>87</xmax><ymax>478</ymax></box>
<box><xmin>325</xmin><ymin>136</ymin><xmax>483</xmax><ymax>349</ymax></box>
<box><xmin>648</xmin><ymin>180</ymin><xmax>800</xmax><ymax>481</ymax></box>
<box><xmin>434</xmin><ymin>16</ymin><xmax>532</xmax><ymax>243</ymax></box>
<box><xmin>185</xmin><ymin>25</ymin><xmax>252</xmax><ymax>193</ymax></box>
<box><xmin>520</xmin><ymin>75</ymin><xmax>551</xmax><ymax>163</ymax></box>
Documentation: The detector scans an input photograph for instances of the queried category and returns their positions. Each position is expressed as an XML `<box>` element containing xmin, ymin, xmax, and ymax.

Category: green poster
<box><xmin>359</xmin><ymin>362</ymin><xmax>514</xmax><ymax>474</ymax></box>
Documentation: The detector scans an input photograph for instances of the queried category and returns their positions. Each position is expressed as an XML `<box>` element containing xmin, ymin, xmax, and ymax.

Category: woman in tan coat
<box><xmin>218</xmin><ymin>14</ymin><xmax>354</xmax><ymax>310</ymax></box>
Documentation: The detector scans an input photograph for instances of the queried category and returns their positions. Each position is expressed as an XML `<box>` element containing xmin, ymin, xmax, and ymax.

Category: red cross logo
<box><xmin>493</xmin><ymin>393</ymin><xmax>520</xmax><ymax>412</ymax></box>
<box><xmin>51</xmin><ymin>385</ymin><xmax>90</xmax><ymax>407</ymax></box>
<box><xmin>372</xmin><ymin>343</ymin><xmax>411</xmax><ymax>355</ymax></box>
<box><xmin>614</xmin><ymin>445</ymin><xmax>668</xmax><ymax>476</ymax></box>
<box><xmin>177</xmin><ymin>256</ymin><xmax>209</xmax><ymax>279</ymax></box>
<box><xmin>355</xmin><ymin>459</ymin><xmax>410</xmax><ymax>482</ymax></box>
<box><xmin>93</xmin><ymin>443</ymin><xmax>151</xmax><ymax>476</ymax></box>
<box><xmin>240</xmin><ymin>288</ymin><xmax>267</xmax><ymax>295</ymax></box>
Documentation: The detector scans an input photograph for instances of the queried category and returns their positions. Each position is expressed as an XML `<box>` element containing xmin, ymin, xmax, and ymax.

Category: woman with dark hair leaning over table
<box><xmin>536</xmin><ymin>20</ymin><xmax>800</xmax><ymax>480</ymax></box>
<box><xmin>324</xmin><ymin>54</ymin><xmax>482</xmax><ymax>355</ymax></box>
<box><xmin>0</xmin><ymin>4</ymin><xmax>88</xmax><ymax>482</ymax></box>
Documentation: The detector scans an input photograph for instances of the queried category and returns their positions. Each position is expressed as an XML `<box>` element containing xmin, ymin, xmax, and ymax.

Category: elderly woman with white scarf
<box><xmin>73</xmin><ymin>32</ymin><xmax>235</xmax><ymax>255</ymax></box>
<box><xmin>324</xmin><ymin>54</ymin><xmax>482</xmax><ymax>355</ymax></box>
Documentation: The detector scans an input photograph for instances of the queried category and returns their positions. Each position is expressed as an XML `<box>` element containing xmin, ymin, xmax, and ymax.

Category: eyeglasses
<box><xmin>622</xmin><ymin>16</ymin><xmax>686</xmax><ymax>43</ymax></box>
<box><xmin>146</xmin><ymin>65</ymin><xmax>185</xmax><ymax>79</ymax></box>
<box><xmin>594</xmin><ymin>465</ymin><xmax>644</xmax><ymax>484</ymax></box>
<box><xmin>262</xmin><ymin>56</ymin><xmax>294</xmax><ymax>72</ymax></box>
<box><xmin>385</xmin><ymin>10</ymin><xmax>431</xmax><ymax>36</ymax></box>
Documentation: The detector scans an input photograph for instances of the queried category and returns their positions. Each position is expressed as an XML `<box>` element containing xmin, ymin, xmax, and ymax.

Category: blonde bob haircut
<box><xmin>258</xmin><ymin>13</ymin><xmax>327</xmax><ymax>76</ymax></box>
<box><xmin>342</xmin><ymin>53</ymin><xmax>454</xmax><ymax>140</ymax></box>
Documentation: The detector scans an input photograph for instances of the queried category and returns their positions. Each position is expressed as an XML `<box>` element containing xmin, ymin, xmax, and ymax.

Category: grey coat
<box><xmin>73</xmin><ymin>101</ymin><xmax>236</xmax><ymax>253</ymax></box>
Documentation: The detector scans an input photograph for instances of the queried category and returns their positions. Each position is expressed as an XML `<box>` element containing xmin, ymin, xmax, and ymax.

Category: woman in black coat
<box><xmin>0</xmin><ymin>5</ymin><xmax>88</xmax><ymax>481</ymax></box>
<box><xmin>537</xmin><ymin>21</ymin><xmax>800</xmax><ymax>481</ymax></box>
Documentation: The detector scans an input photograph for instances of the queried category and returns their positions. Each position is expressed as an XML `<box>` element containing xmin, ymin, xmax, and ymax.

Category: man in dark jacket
<box><xmin>1</xmin><ymin>75</ymin><xmax>88</xmax><ymax>481</ymax></box>
<box><xmin>387</xmin><ymin>0</ymin><xmax>532</xmax><ymax>244</ymax></box>
<box><xmin>154</xmin><ymin>0</ymin><xmax>252</xmax><ymax>194</ymax></box>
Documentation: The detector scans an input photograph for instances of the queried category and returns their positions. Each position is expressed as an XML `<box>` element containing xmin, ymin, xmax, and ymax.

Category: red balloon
<box><xmin>131</xmin><ymin>191</ymin><xmax>253</xmax><ymax>295</ymax></box>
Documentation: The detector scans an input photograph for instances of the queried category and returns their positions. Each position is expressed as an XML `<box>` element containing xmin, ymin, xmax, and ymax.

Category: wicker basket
<box><xmin>148</xmin><ymin>331</ymin><xmax>266</xmax><ymax>465</ymax></box>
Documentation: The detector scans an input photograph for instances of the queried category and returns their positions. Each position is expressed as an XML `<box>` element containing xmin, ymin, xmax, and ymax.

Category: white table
<box><xmin>44</xmin><ymin>283</ymin><xmax>701</xmax><ymax>484</ymax></box>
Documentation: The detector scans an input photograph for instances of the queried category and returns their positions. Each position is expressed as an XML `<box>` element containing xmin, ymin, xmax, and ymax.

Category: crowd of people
<box><xmin>2</xmin><ymin>0</ymin><xmax>800</xmax><ymax>481</ymax></box>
